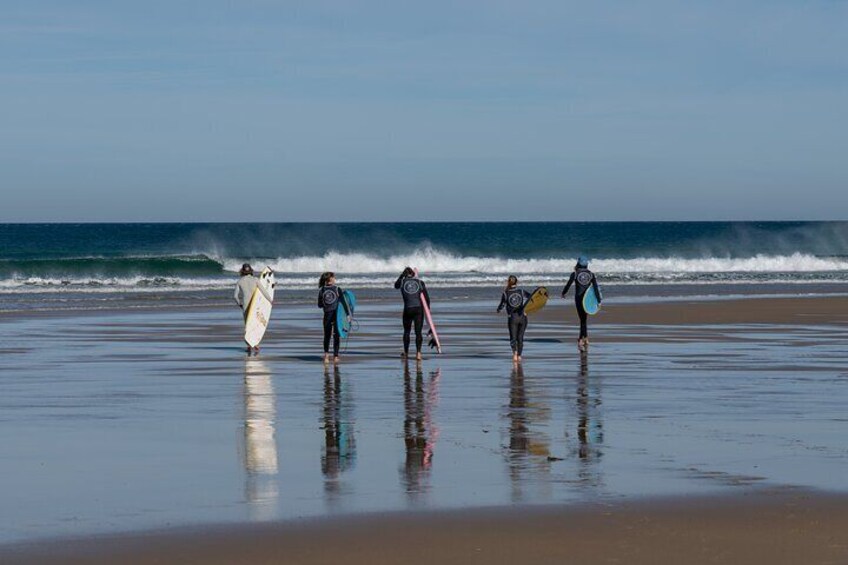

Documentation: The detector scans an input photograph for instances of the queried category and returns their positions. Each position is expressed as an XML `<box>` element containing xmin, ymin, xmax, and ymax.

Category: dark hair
<box><xmin>319</xmin><ymin>271</ymin><xmax>334</xmax><ymax>288</ymax></box>
<box><xmin>506</xmin><ymin>275</ymin><xmax>518</xmax><ymax>289</ymax></box>
<box><xmin>240</xmin><ymin>263</ymin><xmax>254</xmax><ymax>276</ymax></box>
<box><xmin>403</xmin><ymin>266</ymin><xmax>415</xmax><ymax>278</ymax></box>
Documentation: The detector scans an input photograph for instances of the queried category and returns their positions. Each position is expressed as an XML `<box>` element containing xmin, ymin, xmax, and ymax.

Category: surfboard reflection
<box><xmin>400</xmin><ymin>362</ymin><xmax>441</xmax><ymax>504</ymax></box>
<box><xmin>242</xmin><ymin>357</ymin><xmax>279</xmax><ymax>521</ymax></box>
<box><xmin>571</xmin><ymin>350</ymin><xmax>604</xmax><ymax>489</ymax></box>
<box><xmin>321</xmin><ymin>364</ymin><xmax>357</xmax><ymax>507</ymax></box>
<box><xmin>505</xmin><ymin>363</ymin><xmax>552</xmax><ymax>503</ymax></box>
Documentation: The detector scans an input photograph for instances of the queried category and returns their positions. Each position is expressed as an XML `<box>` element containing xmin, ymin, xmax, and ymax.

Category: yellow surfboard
<box><xmin>523</xmin><ymin>286</ymin><xmax>549</xmax><ymax>315</ymax></box>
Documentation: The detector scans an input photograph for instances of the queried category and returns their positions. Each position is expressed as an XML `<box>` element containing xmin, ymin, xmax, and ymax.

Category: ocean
<box><xmin>1</xmin><ymin>222</ymin><xmax>846</xmax><ymax>311</ymax></box>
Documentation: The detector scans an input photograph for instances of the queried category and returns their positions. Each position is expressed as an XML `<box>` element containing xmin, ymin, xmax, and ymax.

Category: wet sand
<box><xmin>3</xmin><ymin>491</ymin><xmax>848</xmax><ymax>564</ymax></box>
<box><xmin>535</xmin><ymin>294</ymin><xmax>848</xmax><ymax>326</ymax></box>
<box><xmin>1</xmin><ymin>294</ymin><xmax>847</xmax><ymax>561</ymax></box>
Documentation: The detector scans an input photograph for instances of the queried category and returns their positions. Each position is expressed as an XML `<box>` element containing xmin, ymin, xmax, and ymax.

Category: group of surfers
<box><xmin>234</xmin><ymin>256</ymin><xmax>601</xmax><ymax>364</ymax></box>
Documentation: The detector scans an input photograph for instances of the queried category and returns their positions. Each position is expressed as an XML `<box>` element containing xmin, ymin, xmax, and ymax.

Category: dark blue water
<box><xmin>0</xmin><ymin>222</ymin><xmax>846</xmax><ymax>291</ymax></box>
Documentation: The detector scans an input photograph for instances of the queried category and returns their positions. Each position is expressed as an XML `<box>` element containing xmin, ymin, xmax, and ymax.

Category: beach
<box><xmin>4</xmin><ymin>491</ymin><xmax>848</xmax><ymax>565</ymax></box>
<box><xmin>1</xmin><ymin>292</ymin><xmax>846</xmax><ymax>562</ymax></box>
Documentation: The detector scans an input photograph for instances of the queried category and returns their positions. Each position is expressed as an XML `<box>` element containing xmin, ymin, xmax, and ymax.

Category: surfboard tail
<box><xmin>421</xmin><ymin>298</ymin><xmax>442</xmax><ymax>354</ymax></box>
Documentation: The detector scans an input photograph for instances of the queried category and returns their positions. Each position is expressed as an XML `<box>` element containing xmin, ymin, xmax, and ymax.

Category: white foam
<box><xmin>224</xmin><ymin>250</ymin><xmax>848</xmax><ymax>275</ymax></box>
<box><xmin>2</xmin><ymin>251</ymin><xmax>847</xmax><ymax>293</ymax></box>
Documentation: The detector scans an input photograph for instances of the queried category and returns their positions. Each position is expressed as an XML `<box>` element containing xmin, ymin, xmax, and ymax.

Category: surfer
<box><xmin>318</xmin><ymin>272</ymin><xmax>351</xmax><ymax>364</ymax></box>
<box><xmin>497</xmin><ymin>275</ymin><xmax>532</xmax><ymax>362</ymax></box>
<box><xmin>394</xmin><ymin>267</ymin><xmax>432</xmax><ymax>361</ymax></box>
<box><xmin>234</xmin><ymin>263</ymin><xmax>260</xmax><ymax>353</ymax></box>
<box><xmin>561</xmin><ymin>256</ymin><xmax>601</xmax><ymax>351</ymax></box>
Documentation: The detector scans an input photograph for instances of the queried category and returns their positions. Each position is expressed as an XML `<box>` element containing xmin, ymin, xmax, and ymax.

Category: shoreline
<box><xmin>2</xmin><ymin>293</ymin><xmax>847</xmax><ymax>327</ymax></box>
<box><xmin>3</xmin><ymin>489</ymin><xmax>847</xmax><ymax>564</ymax></box>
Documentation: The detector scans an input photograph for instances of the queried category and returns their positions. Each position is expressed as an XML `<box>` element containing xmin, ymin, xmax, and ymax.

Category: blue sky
<box><xmin>1</xmin><ymin>1</ymin><xmax>846</xmax><ymax>221</ymax></box>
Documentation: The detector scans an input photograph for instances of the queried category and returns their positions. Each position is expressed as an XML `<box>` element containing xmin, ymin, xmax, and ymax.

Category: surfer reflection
<box><xmin>242</xmin><ymin>357</ymin><xmax>279</xmax><ymax>521</ymax></box>
<box><xmin>321</xmin><ymin>364</ymin><xmax>356</xmax><ymax>507</ymax></box>
<box><xmin>505</xmin><ymin>364</ymin><xmax>552</xmax><ymax>503</ymax></box>
<box><xmin>571</xmin><ymin>350</ymin><xmax>604</xmax><ymax>488</ymax></box>
<box><xmin>400</xmin><ymin>362</ymin><xmax>441</xmax><ymax>504</ymax></box>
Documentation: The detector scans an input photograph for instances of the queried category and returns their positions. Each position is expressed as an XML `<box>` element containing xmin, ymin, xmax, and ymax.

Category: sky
<box><xmin>1</xmin><ymin>1</ymin><xmax>846</xmax><ymax>222</ymax></box>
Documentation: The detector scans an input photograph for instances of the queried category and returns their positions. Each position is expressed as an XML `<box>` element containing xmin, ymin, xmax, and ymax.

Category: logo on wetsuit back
<box><xmin>576</xmin><ymin>271</ymin><xmax>593</xmax><ymax>286</ymax></box>
<box><xmin>402</xmin><ymin>279</ymin><xmax>422</xmax><ymax>295</ymax></box>
<box><xmin>322</xmin><ymin>289</ymin><xmax>338</xmax><ymax>304</ymax></box>
<box><xmin>508</xmin><ymin>292</ymin><xmax>524</xmax><ymax>308</ymax></box>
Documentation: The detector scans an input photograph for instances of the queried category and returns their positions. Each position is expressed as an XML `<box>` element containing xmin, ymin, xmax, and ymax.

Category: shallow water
<box><xmin>0</xmin><ymin>301</ymin><xmax>846</xmax><ymax>543</ymax></box>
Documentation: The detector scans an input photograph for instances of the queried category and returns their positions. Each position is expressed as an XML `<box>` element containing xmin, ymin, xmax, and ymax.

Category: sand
<box><xmin>1</xmin><ymin>294</ymin><xmax>847</xmax><ymax>563</ymax></box>
<box><xmin>534</xmin><ymin>295</ymin><xmax>848</xmax><ymax>326</ymax></box>
<box><xmin>3</xmin><ymin>491</ymin><xmax>847</xmax><ymax>565</ymax></box>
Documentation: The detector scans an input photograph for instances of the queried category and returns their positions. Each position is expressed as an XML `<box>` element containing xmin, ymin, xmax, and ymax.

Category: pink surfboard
<box><xmin>414</xmin><ymin>269</ymin><xmax>442</xmax><ymax>354</ymax></box>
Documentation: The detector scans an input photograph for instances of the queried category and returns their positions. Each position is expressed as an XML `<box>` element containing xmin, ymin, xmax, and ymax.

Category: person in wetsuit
<box><xmin>234</xmin><ymin>263</ymin><xmax>259</xmax><ymax>353</ymax></box>
<box><xmin>497</xmin><ymin>275</ymin><xmax>532</xmax><ymax>362</ymax></box>
<box><xmin>394</xmin><ymin>267</ymin><xmax>431</xmax><ymax>361</ymax></box>
<box><xmin>562</xmin><ymin>256</ymin><xmax>601</xmax><ymax>350</ymax></box>
<box><xmin>318</xmin><ymin>271</ymin><xmax>351</xmax><ymax>364</ymax></box>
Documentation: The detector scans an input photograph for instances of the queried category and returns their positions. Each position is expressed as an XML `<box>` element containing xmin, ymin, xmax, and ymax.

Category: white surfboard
<box><xmin>244</xmin><ymin>267</ymin><xmax>275</xmax><ymax>348</ymax></box>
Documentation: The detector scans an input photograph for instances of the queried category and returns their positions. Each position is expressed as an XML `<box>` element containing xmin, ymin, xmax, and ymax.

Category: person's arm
<box><xmin>234</xmin><ymin>282</ymin><xmax>242</xmax><ymax>306</ymax></box>
<box><xmin>339</xmin><ymin>288</ymin><xmax>351</xmax><ymax>316</ymax></box>
<box><xmin>421</xmin><ymin>281</ymin><xmax>431</xmax><ymax>307</ymax></box>
<box><xmin>524</xmin><ymin>290</ymin><xmax>532</xmax><ymax>304</ymax></box>
<box><xmin>562</xmin><ymin>273</ymin><xmax>575</xmax><ymax>298</ymax></box>
<box><xmin>592</xmin><ymin>275</ymin><xmax>602</xmax><ymax>303</ymax></box>
<box><xmin>394</xmin><ymin>273</ymin><xmax>405</xmax><ymax>289</ymax></box>
<box><xmin>497</xmin><ymin>293</ymin><xmax>506</xmax><ymax>313</ymax></box>
<box><xmin>317</xmin><ymin>289</ymin><xmax>324</xmax><ymax>308</ymax></box>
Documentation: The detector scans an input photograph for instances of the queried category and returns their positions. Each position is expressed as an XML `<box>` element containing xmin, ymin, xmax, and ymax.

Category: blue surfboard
<box><xmin>582</xmin><ymin>286</ymin><xmax>601</xmax><ymax>316</ymax></box>
<box><xmin>337</xmin><ymin>290</ymin><xmax>356</xmax><ymax>338</ymax></box>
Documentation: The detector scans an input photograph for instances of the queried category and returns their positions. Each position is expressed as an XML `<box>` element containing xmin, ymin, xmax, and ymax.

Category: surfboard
<box><xmin>582</xmin><ymin>285</ymin><xmax>601</xmax><ymax>315</ymax></box>
<box><xmin>523</xmin><ymin>286</ymin><xmax>549</xmax><ymax>315</ymax></box>
<box><xmin>244</xmin><ymin>267</ymin><xmax>275</xmax><ymax>348</ymax></box>
<box><xmin>337</xmin><ymin>290</ymin><xmax>356</xmax><ymax>339</ymax></box>
<box><xmin>421</xmin><ymin>294</ymin><xmax>441</xmax><ymax>353</ymax></box>
<box><xmin>413</xmin><ymin>269</ymin><xmax>441</xmax><ymax>353</ymax></box>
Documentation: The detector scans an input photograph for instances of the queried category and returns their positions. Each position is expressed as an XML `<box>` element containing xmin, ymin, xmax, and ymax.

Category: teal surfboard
<box><xmin>337</xmin><ymin>290</ymin><xmax>356</xmax><ymax>338</ymax></box>
<box><xmin>582</xmin><ymin>286</ymin><xmax>601</xmax><ymax>315</ymax></box>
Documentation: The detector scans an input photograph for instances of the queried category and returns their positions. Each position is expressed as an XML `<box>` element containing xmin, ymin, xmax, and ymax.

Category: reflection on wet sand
<box><xmin>242</xmin><ymin>357</ymin><xmax>279</xmax><ymax>521</ymax></box>
<box><xmin>322</xmin><ymin>364</ymin><xmax>356</xmax><ymax>507</ymax></box>
<box><xmin>572</xmin><ymin>351</ymin><xmax>604</xmax><ymax>489</ymax></box>
<box><xmin>505</xmin><ymin>363</ymin><xmax>552</xmax><ymax>503</ymax></box>
<box><xmin>401</xmin><ymin>362</ymin><xmax>441</xmax><ymax>504</ymax></box>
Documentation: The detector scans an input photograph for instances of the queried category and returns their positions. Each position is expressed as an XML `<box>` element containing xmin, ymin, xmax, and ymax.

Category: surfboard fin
<box><xmin>427</xmin><ymin>330</ymin><xmax>438</xmax><ymax>350</ymax></box>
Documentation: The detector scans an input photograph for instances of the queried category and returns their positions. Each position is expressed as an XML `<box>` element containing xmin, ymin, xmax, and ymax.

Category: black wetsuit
<box><xmin>497</xmin><ymin>287</ymin><xmax>531</xmax><ymax>355</ymax></box>
<box><xmin>394</xmin><ymin>274</ymin><xmax>431</xmax><ymax>354</ymax></box>
<box><xmin>318</xmin><ymin>284</ymin><xmax>350</xmax><ymax>356</ymax></box>
<box><xmin>562</xmin><ymin>268</ymin><xmax>601</xmax><ymax>339</ymax></box>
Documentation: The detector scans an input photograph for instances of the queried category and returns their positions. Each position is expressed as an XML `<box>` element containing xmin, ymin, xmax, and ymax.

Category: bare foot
<box><xmin>416</xmin><ymin>352</ymin><xmax>422</xmax><ymax>361</ymax></box>
<box><xmin>334</xmin><ymin>356</ymin><xmax>340</xmax><ymax>365</ymax></box>
<box><xmin>323</xmin><ymin>353</ymin><xmax>330</xmax><ymax>364</ymax></box>
<box><xmin>253</xmin><ymin>346</ymin><xmax>260</xmax><ymax>354</ymax></box>
<box><xmin>401</xmin><ymin>352</ymin><xmax>408</xmax><ymax>359</ymax></box>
